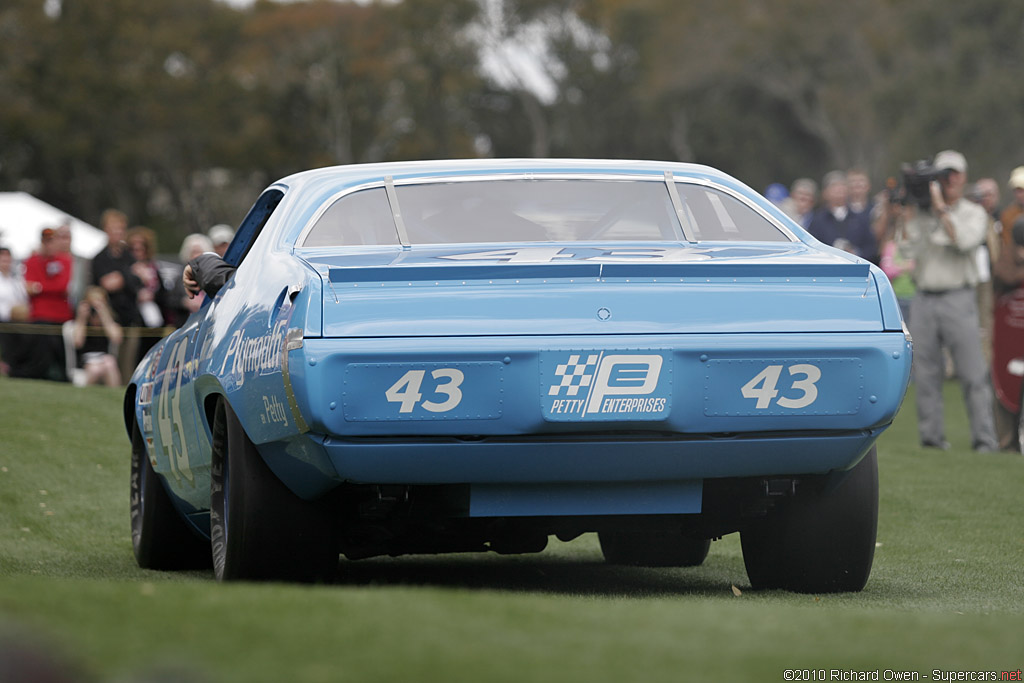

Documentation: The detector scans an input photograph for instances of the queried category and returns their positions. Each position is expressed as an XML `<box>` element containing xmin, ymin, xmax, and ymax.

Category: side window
<box><xmin>675</xmin><ymin>183</ymin><xmax>788</xmax><ymax>242</ymax></box>
<box><xmin>302</xmin><ymin>188</ymin><xmax>397</xmax><ymax>248</ymax></box>
<box><xmin>224</xmin><ymin>189</ymin><xmax>285</xmax><ymax>267</ymax></box>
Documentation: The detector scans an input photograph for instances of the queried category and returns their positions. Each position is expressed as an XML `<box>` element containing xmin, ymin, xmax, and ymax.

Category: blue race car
<box><xmin>126</xmin><ymin>159</ymin><xmax>911</xmax><ymax>591</ymax></box>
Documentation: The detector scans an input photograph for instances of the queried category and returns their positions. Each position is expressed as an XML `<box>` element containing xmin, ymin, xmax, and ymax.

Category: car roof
<box><xmin>278</xmin><ymin>158</ymin><xmax>735</xmax><ymax>182</ymax></box>
<box><xmin>275</xmin><ymin>158</ymin><xmax>748</xmax><ymax>200</ymax></box>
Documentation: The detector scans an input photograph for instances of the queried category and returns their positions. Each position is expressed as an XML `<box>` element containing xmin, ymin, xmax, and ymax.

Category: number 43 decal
<box><xmin>386</xmin><ymin>368</ymin><xmax>465</xmax><ymax>413</ymax></box>
<box><xmin>741</xmin><ymin>364</ymin><xmax>821</xmax><ymax>409</ymax></box>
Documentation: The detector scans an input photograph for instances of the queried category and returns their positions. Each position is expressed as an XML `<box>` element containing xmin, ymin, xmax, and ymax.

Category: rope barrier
<box><xmin>0</xmin><ymin>321</ymin><xmax>176</xmax><ymax>338</ymax></box>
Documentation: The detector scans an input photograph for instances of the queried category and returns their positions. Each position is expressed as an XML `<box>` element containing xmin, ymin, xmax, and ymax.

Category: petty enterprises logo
<box><xmin>542</xmin><ymin>351</ymin><xmax>671</xmax><ymax>421</ymax></box>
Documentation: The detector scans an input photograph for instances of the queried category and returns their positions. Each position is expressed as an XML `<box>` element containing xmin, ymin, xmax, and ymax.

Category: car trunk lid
<box><xmin>303</xmin><ymin>243</ymin><xmax>884</xmax><ymax>337</ymax></box>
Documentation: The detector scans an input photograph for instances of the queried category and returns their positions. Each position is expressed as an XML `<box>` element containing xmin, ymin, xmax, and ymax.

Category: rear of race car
<box><xmin>280</xmin><ymin>242</ymin><xmax>910</xmax><ymax>591</ymax></box>
<box><xmin>197</xmin><ymin>165</ymin><xmax>911</xmax><ymax>590</ymax></box>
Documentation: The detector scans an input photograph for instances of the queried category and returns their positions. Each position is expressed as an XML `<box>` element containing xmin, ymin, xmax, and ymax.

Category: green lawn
<box><xmin>0</xmin><ymin>378</ymin><xmax>1021</xmax><ymax>682</ymax></box>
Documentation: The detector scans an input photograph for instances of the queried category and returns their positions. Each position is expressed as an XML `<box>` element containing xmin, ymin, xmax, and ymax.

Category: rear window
<box><xmin>301</xmin><ymin>179</ymin><xmax>789</xmax><ymax>247</ymax></box>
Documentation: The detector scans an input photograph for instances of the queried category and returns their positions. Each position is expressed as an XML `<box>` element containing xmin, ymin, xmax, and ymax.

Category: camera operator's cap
<box><xmin>208</xmin><ymin>224</ymin><xmax>235</xmax><ymax>246</ymax></box>
<box><xmin>933</xmin><ymin>150</ymin><xmax>967</xmax><ymax>174</ymax></box>
<box><xmin>1008</xmin><ymin>166</ymin><xmax>1024</xmax><ymax>190</ymax></box>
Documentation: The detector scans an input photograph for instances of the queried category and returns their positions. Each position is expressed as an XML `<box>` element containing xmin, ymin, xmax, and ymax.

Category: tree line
<box><xmin>2</xmin><ymin>0</ymin><xmax>1023</xmax><ymax>249</ymax></box>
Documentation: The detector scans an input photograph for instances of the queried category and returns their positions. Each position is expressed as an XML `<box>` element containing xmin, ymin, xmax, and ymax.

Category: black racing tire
<box><xmin>599</xmin><ymin>530</ymin><xmax>711</xmax><ymax>567</ymax></box>
<box><xmin>129</xmin><ymin>421</ymin><xmax>211</xmax><ymax>570</ymax></box>
<box><xmin>210</xmin><ymin>401</ymin><xmax>337</xmax><ymax>582</ymax></box>
<box><xmin>740</xmin><ymin>446</ymin><xmax>879</xmax><ymax>593</ymax></box>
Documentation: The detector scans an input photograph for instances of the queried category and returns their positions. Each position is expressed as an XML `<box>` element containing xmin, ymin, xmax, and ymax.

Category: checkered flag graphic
<box><xmin>549</xmin><ymin>354</ymin><xmax>600</xmax><ymax>396</ymax></box>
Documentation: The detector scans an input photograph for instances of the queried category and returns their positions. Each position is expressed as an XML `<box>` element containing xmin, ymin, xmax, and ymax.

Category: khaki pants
<box><xmin>910</xmin><ymin>288</ymin><xmax>998</xmax><ymax>450</ymax></box>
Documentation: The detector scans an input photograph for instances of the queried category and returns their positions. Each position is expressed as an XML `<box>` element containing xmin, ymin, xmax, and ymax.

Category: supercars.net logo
<box><xmin>545</xmin><ymin>352</ymin><xmax>669</xmax><ymax>419</ymax></box>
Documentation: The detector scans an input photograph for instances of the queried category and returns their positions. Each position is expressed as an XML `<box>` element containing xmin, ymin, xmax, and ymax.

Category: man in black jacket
<box><xmin>91</xmin><ymin>208</ymin><xmax>143</xmax><ymax>326</ymax></box>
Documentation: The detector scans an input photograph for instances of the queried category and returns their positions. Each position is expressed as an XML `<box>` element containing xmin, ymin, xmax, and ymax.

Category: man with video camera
<box><xmin>888</xmin><ymin>150</ymin><xmax>998</xmax><ymax>452</ymax></box>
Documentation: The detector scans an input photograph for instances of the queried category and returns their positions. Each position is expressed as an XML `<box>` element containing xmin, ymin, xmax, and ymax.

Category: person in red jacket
<box><xmin>16</xmin><ymin>227</ymin><xmax>74</xmax><ymax>380</ymax></box>
<box><xmin>23</xmin><ymin>227</ymin><xmax>73</xmax><ymax>323</ymax></box>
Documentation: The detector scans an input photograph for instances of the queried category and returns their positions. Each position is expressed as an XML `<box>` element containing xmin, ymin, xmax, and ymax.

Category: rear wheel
<box><xmin>129</xmin><ymin>421</ymin><xmax>210</xmax><ymax>570</ymax></box>
<box><xmin>740</xmin><ymin>447</ymin><xmax>879</xmax><ymax>593</ymax></box>
<box><xmin>599</xmin><ymin>531</ymin><xmax>711</xmax><ymax>567</ymax></box>
<box><xmin>210</xmin><ymin>401</ymin><xmax>336</xmax><ymax>582</ymax></box>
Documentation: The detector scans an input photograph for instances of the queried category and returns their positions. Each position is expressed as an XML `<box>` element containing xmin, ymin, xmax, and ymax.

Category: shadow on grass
<box><xmin>331</xmin><ymin>554</ymin><xmax>744</xmax><ymax>598</ymax></box>
<box><xmin>2</xmin><ymin>548</ymin><xmax>748</xmax><ymax>598</ymax></box>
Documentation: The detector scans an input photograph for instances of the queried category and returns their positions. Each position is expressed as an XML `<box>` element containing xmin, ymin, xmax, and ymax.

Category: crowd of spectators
<box><xmin>0</xmin><ymin>214</ymin><xmax>232</xmax><ymax>386</ymax></box>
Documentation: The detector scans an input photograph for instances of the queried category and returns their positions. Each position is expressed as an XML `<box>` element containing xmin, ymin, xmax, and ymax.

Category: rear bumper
<box><xmin>261</xmin><ymin>426</ymin><xmax>883</xmax><ymax>511</ymax></box>
<box><xmin>319</xmin><ymin>429</ymin><xmax>882</xmax><ymax>485</ymax></box>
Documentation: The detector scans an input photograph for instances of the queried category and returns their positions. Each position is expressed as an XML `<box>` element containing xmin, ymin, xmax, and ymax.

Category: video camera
<box><xmin>899</xmin><ymin>160</ymin><xmax>951</xmax><ymax>209</ymax></box>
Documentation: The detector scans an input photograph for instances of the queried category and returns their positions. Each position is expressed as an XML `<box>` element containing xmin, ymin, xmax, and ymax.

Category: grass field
<box><xmin>1</xmin><ymin>377</ymin><xmax>1022</xmax><ymax>682</ymax></box>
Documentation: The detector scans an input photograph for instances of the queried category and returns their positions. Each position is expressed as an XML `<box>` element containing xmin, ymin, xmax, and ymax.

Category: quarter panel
<box><xmin>193</xmin><ymin>254</ymin><xmax>313</xmax><ymax>446</ymax></box>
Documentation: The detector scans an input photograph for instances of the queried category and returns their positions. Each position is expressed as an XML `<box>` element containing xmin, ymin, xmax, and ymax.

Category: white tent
<box><xmin>0</xmin><ymin>192</ymin><xmax>106</xmax><ymax>261</ymax></box>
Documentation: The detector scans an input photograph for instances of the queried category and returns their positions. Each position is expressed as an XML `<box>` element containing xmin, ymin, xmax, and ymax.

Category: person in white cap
<box><xmin>208</xmin><ymin>224</ymin><xmax>235</xmax><ymax>258</ymax></box>
<box><xmin>999</xmin><ymin>166</ymin><xmax>1024</xmax><ymax>249</ymax></box>
<box><xmin>894</xmin><ymin>150</ymin><xmax>999</xmax><ymax>452</ymax></box>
